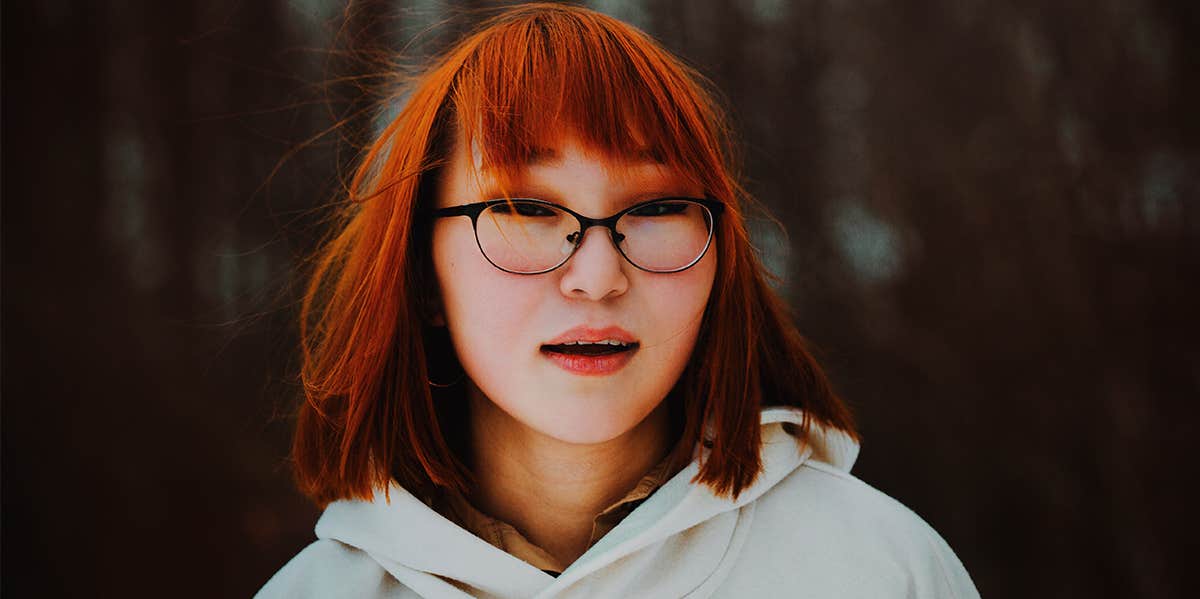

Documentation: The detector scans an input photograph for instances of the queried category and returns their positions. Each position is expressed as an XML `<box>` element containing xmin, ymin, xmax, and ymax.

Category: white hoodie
<box><xmin>258</xmin><ymin>407</ymin><xmax>981</xmax><ymax>598</ymax></box>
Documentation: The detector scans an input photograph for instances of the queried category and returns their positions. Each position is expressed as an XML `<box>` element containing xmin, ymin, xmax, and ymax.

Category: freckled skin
<box><xmin>431</xmin><ymin>133</ymin><xmax>717</xmax><ymax>446</ymax></box>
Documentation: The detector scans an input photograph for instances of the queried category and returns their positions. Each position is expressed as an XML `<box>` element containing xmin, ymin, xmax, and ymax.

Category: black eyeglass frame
<box><xmin>431</xmin><ymin>196</ymin><xmax>725</xmax><ymax>275</ymax></box>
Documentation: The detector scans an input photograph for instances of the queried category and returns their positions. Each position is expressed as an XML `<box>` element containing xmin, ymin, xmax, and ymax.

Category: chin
<box><xmin>536</xmin><ymin>420</ymin><xmax>631</xmax><ymax>446</ymax></box>
<box><xmin>468</xmin><ymin>374</ymin><xmax>667</xmax><ymax>446</ymax></box>
<box><xmin>522</xmin><ymin>397</ymin><xmax>659</xmax><ymax>446</ymax></box>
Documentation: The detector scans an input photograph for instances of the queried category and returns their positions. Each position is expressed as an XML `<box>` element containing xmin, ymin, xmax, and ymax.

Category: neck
<box><xmin>466</xmin><ymin>386</ymin><xmax>672</xmax><ymax>568</ymax></box>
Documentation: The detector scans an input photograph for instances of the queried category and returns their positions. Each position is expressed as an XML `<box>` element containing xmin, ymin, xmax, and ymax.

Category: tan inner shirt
<box><xmin>428</xmin><ymin>456</ymin><xmax>677</xmax><ymax>575</ymax></box>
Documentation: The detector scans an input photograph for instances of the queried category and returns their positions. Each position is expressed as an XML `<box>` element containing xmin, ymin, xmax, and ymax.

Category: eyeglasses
<box><xmin>431</xmin><ymin>197</ymin><xmax>724</xmax><ymax>274</ymax></box>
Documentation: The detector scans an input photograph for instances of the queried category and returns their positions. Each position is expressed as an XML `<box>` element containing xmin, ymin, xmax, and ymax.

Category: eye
<box><xmin>489</xmin><ymin>201</ymin><xmax>558</xmax><ymax>217</ymax></box>
<box><xmin>629</xmin><ymin>200</ymin><xmax>691</xmax><ymax>217</ymax></box>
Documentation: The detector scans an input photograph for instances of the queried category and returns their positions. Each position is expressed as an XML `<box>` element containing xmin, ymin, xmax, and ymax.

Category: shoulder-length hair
<box><xmin>293</xmin><ymin>3</ymin><xmax>856</xmax><ymax>507</ymax></box>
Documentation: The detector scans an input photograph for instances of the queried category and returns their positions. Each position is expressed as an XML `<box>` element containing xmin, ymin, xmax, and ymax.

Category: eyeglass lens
<box><xmin>474</xmin><ymin>200</ymin><xmax>714</xmax><ymax>273</ymax></box>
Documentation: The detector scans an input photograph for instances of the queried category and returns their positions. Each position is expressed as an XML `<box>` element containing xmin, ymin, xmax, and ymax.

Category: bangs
<box><xmin>446</xmin><ymin>5</ymin><xmax>726</xmax><ymax>194</ymax></box>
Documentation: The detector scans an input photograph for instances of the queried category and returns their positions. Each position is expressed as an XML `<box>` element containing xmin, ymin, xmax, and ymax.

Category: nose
<box><xmin>558</xmin><ymin>226</ymin><xmax>629</xmax><ymax>300</ymax></box>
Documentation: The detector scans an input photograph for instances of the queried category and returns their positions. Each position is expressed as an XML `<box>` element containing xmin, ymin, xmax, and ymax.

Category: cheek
<box><xmin>634</xmin><ymin>257</ymin><xmax>716</xmax><ymax>369</ymax></box>
<box><xmin>432</xmin><ymin>225</ymin><xmax>541</xmax><ymax>372</ymax></box>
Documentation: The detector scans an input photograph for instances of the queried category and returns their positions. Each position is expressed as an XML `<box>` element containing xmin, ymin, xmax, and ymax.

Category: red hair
<box><xmin>293</xmin><ymin>3</ymin><xmax>856</xmax><ymax>507</ymax></box>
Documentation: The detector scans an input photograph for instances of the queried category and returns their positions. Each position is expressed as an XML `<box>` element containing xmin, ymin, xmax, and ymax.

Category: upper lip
<box><xmin>543</xmin><ymin>325</ymin><xmax>639</xmax><ymax>346</ymax></box>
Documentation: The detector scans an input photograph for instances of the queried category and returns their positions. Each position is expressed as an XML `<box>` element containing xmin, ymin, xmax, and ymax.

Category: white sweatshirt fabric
<box><xmin>258</xmin><ymin>407</ymin><xmax>981</xmax><ymax>598</ymax></box>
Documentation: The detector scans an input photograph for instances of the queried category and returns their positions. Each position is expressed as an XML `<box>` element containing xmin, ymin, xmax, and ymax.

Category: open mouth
<box><xmin>540</xmin><ymin>341</ymin><xmax>640</xmax><ymax>356</ymax></box>
<box><xmin>540</xmin><ymin>339</ymin><xmax>640</xmax><ymax>375</ymax></box>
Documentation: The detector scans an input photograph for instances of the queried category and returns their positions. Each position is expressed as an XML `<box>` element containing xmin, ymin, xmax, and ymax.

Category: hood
<box><xmin>314</xmin><ymin>407</ymin><xmax>859</xmax><ymax>598</ymax></box>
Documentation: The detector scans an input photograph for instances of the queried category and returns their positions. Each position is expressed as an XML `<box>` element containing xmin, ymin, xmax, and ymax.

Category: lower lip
<box><xmin>541</xmin><ymin>347</ymin><xmax>637</xmax><ymax>375</ymax></box>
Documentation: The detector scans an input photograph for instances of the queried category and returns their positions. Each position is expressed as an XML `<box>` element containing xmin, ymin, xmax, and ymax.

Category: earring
<box><xmin>428</xmin><ymin>370</ymin><xmax>465</xmax><ymax>388</ymax></box>
<box><xmin>425</xmin><ymin>324</ymin><xmax>465</xmax><ymax>388</ymax></box>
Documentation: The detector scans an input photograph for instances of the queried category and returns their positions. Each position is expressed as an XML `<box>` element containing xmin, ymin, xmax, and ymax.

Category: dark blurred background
<box><xmin>3</xmin><ymin>1</ymin><xmax>1197</xmax><ymax>597</ymax></box>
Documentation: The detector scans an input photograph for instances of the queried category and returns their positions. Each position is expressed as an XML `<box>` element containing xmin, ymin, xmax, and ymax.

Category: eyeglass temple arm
<box><xmin>430</xmin><ymin>204</ymin><xmax>485</xmax><ymax>219</ymax></box>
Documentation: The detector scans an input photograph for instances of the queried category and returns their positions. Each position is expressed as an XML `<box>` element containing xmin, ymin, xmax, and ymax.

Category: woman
<box><xmin>259</xmin><ymin>4</ymin><xmax>980</xmax><ymax>597</ymax></box>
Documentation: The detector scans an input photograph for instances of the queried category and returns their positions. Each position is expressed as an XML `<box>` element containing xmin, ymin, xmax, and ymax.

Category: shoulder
<box><xmin>255</xmin><ymin>539</ymin><xmax>409</xmax><ymax>599</ymax></box>
<box><xmin>766</xmin><ymin>459</ymin><xmax>937</xmax><ymax>537</ymax></box>
<box><xmin>729</xmin><ymin>459</ymin><xmax>979</xmax><ymax>598</ymax></box>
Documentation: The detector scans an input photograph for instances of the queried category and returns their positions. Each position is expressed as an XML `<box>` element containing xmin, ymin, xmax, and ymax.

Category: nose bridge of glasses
<box><xmin>568</xmin><ymin>211</ymin><xmax>626</xmax><ymax>245</ymax></box>
<box><xmin>567</xmin><ymin>222</ymin><xmax>625</xmax><ymax>249</ymax></box>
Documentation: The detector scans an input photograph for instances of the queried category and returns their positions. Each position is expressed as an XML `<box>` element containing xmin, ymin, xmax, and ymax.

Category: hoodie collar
<box><xmin>314</xmin><ymin>407</ymin><xmax>859</xmax><ymax>596</ymax></box>
<box><xmin>556</xmin><ymin>407</ymin><xmax>857</xmax><ymax>580</ymax></box>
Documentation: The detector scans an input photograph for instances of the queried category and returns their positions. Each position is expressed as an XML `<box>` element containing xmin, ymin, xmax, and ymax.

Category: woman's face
<box><xmin>431</xmin><ymin>132</ymin><xmax>717</xmax><ymax>445</ymax></box>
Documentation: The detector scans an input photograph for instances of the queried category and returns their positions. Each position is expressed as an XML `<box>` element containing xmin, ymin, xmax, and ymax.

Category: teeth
<box><xmin>561</xmin><ymin>339</ymin><xmax>629</xmax><ymax>346</ymax></box>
